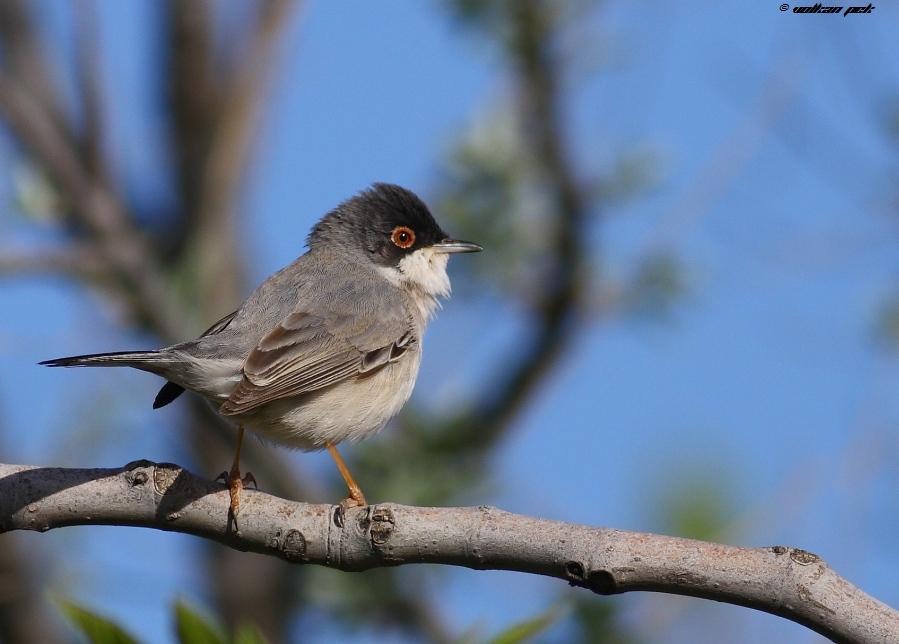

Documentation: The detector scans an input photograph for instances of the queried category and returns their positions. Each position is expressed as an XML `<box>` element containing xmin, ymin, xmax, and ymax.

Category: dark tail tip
<box><xmin>39</xmin><ymin>358</ymin><xmax>74</xmax><ymax>367</ymax></box>
<box><xmin>153</xmin><ymin>382</ymin><xmax>185</xmax><ymax>409</ymax></box>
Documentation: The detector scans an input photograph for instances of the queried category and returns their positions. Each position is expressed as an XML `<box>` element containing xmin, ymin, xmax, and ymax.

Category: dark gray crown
<box><xmin>308</xmin><ymin>184</ymin><xmax>447</xmax><ymax>267</ymax></box>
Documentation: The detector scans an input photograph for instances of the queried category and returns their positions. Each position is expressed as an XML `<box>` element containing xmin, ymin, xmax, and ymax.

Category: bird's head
<box><xmin>308</xmin><ymin>183</ymin><xmax>481</xmax><ymax>302</ymax></box>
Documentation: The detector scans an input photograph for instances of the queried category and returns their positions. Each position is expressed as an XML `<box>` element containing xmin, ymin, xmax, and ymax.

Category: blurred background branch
<box><xmin>0</xmin><ymin>1</ymin><xmax>897</xmax><ymax>643</ymax></box>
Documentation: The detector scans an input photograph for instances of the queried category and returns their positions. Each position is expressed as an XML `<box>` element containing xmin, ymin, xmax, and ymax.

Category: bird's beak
<box><xmin>432</xmin><ymin>238</ymin><xmax>483</xmax><ymax>254</ymax></box>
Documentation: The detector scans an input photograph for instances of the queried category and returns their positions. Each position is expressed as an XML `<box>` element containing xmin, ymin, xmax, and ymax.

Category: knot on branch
<box><xmin>124</xmin><ymin>459</ymin><xmax>154</xmax><ymax>487</ymax></box>
<box><xmin>768</xmin><ymin>545</ymin><xmax>822</xmax><ymax>566</ymax></box>
<box><xmin>564</xmin><ymin>560</ymin><xmax>618</xmax><ymax>595</ymax></box>
<box><xmin>789</xmin><ymin>548</ymin><xmax>821</xmax><ymax>566</ymax></box>
<box><xmin>368</xmin><ymin>505</ymin><xmax>395</xmax><ymax>546</ymax></box>
<box><xmin>152</xmin><ymin>463</ymin><xmax>188</xmax><ymax>495</ymax></box>
<box><xmin>269</xmin><ymin>528</ymin><xmax>307</xmax><ymax>563</ymax></box>
<box><xmin>124</xmin><ymin>460</ymin><xmax>188</xmax><ymax>496</ymax></box>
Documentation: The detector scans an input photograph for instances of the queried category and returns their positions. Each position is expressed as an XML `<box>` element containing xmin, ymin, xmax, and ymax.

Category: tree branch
<box><xmin>0</xmin><ymin>247</ymin><xmax>107</xmax><ymax>278</ymax></box>
<box><xmin>0</xmin><ymin>69</ymin><xmax>183</xmax><ymax>339</ymax></box>
<box><xmin>0</xmin><ymin>0</ymin><xmax>71</xmax><ymax>143</ymax></box>
<box><xmin>177</xmin><ymin>0</ymin><xmax>298</xmax><ymax>318</ymax></box>
<box><xmin>430</xmin><ymin>0</ymin><xmax>591</xmax><ymax>453</ymax></box>
<box><xmin>73</xmin><ymin>0</ymin><xmax>111</xmax><ymax>184</ymax></box>
<box><xmin>0</xmin><ymin>461</ymin><xmax>894</xmax><ymax>644</ymax></box>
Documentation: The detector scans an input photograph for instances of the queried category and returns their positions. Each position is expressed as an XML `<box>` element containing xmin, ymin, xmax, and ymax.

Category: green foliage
<box><xmin>455</xmin><ymin>598</ymin><xmax>640</xmax><ymax>644</ymax></box>
<box><xmin>448</xmin><ymin>0</ymin><xmax>503</xmax><ymax>27</ymax></box>
<box><xmin>590</xmin><ymin>147</ymin><xmax>663</xmax><ymax>206</ymax></box>
<box><xmin>437</xmin><ymin>107</ymin><xmax>549</xmax><ymax>296</ymax></box>
<box><xmin>173</xmin><ymin>600</ymin><xmax>269</xmax><ymax>644</ymax></box>
<box><xmin>887</xmin><ymin>101</ymin><xmax>899</xmax><ymax>145</ymax></box>
<box><xmin>57</xmin><ymin>598</ymin><xmax>268</xmax><ymax>644</ymax></box>
<box><xmin>485</xmin><ymin>606</ymin><xmax>561</xmax><ymax>644</ymax></box>
<box><xmin>231</xmin><ymin>623</ymin><xmax>269</xmax><ymax>644</ymax></box>
<box><xmin>57</xmin><ymin>600</ymin><xmax>140</xmax><ymax>644</ymax></box>
<box><xmin>10</xmin><ymin>159</ymin><xmax>67</xmax><ymax>223</ymax></box>
<box><xmin>174</xmin><ymin>600</ymin><xmax>226</xmax><ymax>644</ymax></box>
<box><xmin>569</xmin><ymin>597</ymin><xmax>642</xmax><ymax>644</ymax></box>
<box><xmin>652</xmin><ymin>466</ymin><xmax>738</xmax><ymax>543</ymax></box>
<box><xmin>875</xmin><ymin>294</ymin><xmax>899</xmax><ymax>352</ymax></box>
<box><xmin>453</xmin><ymin>605</ymin><xmax>563</xmax><ymax>644</ymax></box>
<box><xmin>445</xmin><ymin>0</ymin><xmax>579</xmax><ymax>57</ymax></box>
<box><xmin>622</xmin><ymin>251</ymin><xmax>688</xmax><ymax>321</ymax></box>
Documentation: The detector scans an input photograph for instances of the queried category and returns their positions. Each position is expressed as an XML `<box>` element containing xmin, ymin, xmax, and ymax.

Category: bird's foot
<box><xmin>334</xmin><ymin>490</ymin><xmax>367</xmax><ymax>528</ymax></box>
<box><xmin>216</xmin><ymin>469</ymin><xmax>257</xmax><ymax>519</ymax></box>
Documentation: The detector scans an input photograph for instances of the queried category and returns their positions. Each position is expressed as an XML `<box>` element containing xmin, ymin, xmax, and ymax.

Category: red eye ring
<box><xmin>391</xmin><ymin>226</ymin><xmax>415</xmax><ymax>249</ymax></box>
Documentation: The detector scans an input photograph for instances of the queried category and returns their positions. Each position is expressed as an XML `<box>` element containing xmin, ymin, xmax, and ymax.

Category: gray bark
<box><xmin>1</xmin><ymin>460</ymin><xmax>895</xmax><ymax>644</ymax></box>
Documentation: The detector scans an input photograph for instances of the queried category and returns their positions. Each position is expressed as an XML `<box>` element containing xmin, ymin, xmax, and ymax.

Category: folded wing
<box><xmin>220</xmin><ymin>310</ymin><xmax>413</xmax><ymax>416</ymax></box>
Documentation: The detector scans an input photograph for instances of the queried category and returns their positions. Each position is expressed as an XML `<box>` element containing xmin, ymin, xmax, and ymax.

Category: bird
<box><xmin>41</xmin><ymin>183</ymin><xmax>482</xmax><ymax>520</ymax></box>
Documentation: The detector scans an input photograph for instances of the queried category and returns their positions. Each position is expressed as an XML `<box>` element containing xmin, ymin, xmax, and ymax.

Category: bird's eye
<box><xmin>391</xmin><ymin>226</ymin><xmax>415</xmax><ymax>249</ymax></box>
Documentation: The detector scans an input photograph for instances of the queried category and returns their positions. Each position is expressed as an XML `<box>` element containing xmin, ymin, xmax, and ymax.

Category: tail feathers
<box><xmin>153</xmin><ymin>381</ymin><xmax>185</xmax><ymax>409</ymax></box>
<box><xmin>39</xmin><ymin>350</ymin><xmax>169</xmax><ymax>371</ymax></box>
<box><xmin>41</xmin><ymin>350</ymin><xmax>190</xmax><ymax>410</ymax></box>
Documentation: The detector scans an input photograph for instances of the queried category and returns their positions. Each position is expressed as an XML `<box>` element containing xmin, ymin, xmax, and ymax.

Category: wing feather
<box><xmin>220</xmin><ymin>308</ymin><xmax>414</xmax><ymax>416</ymax></box>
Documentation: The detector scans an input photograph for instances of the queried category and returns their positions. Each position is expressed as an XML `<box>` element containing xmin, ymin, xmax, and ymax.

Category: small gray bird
<box><xmin>41</xmin><ymin>183</ymin><xmax>481</xmax><ymax>517</ymax></box>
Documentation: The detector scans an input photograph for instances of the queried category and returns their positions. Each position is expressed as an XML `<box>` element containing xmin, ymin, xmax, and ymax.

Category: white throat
<box><xmin>378</xmin><ymin>247</ymin><xmax>451</xmax><ymax>321</ymax></box>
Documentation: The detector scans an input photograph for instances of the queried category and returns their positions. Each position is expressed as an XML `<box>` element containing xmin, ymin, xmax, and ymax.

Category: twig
<box><xmin>186</xmin><ymin>0</ymin><xmax>299</xmax><ymax>317</ymax></box>
<box><xmin>73</xmin><ymin>0</ymin><xmax>110</xmax><ymax>184</ymax></box>
<box><xmin>0</xmin><ymin>247</ymin><xmax>107</xmax><ymax>278</ymax></box>
<box><xmin>434</xmin><ymin>0</ymin><xmax>589</xmax><ymax>451</ymax></box>
<box><xmin>0</xmin><ymin>0</ymin><xmax>69</xmax><ymax>141</ymax></box>
<box><xmin>167</xmin><ymin>0</ymin><xmax>216</xmax><ymax>228</ymax></box>
<box><xmin>0</xmin><ymin>460</ymin><xmax>895</xmax><ymax>644</ymax></box>
<box><xmin>0</xmin><ymin>69</ymin><xmax>183</xmax><ymax>339</ymax></box>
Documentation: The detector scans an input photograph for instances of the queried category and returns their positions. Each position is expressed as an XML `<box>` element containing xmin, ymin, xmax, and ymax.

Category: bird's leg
<box><xmin>217</xmin><ymin>425</ymin><xmax>257</xmax><ymax>518</ymax></box>
<box><xmin>327</xmin><ymin>443</ymin><xmax>366</xmax><ymax>525</ymax></box>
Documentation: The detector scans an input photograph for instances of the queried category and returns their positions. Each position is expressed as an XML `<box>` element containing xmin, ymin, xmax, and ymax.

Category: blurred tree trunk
<box><xmin>166</xmin><ymin>1</ymin><xmax>300</xmax><ymax>639</ymax></box>
<box><xmin>0</xmin><ymin>1</ymin><xmax>303</xmax><ymax>640</ymax></box>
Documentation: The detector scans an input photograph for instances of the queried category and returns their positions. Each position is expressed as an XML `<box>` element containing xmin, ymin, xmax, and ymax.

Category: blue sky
<box><xmin>2</xmin><ymin>1</ymin><xmax>899</xmax><ymax>642</ymax></box>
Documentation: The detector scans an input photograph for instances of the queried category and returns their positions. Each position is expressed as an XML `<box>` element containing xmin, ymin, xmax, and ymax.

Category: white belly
<box><xmin>227</xmin><ymin>350</ymin><xmax>421</xmax><ymax>451</ymax></box>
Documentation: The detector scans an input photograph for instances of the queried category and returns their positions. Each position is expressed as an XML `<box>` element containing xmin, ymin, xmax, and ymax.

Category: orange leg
<box><xmin>221</xmin><ymin>426</ymin><xmax>256</xmax><ymax>518</ymax></box>
<box><xmin>327</xmin><ymin>443</ymin><xmax>366</xmax><ymax>508</ymax></box>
